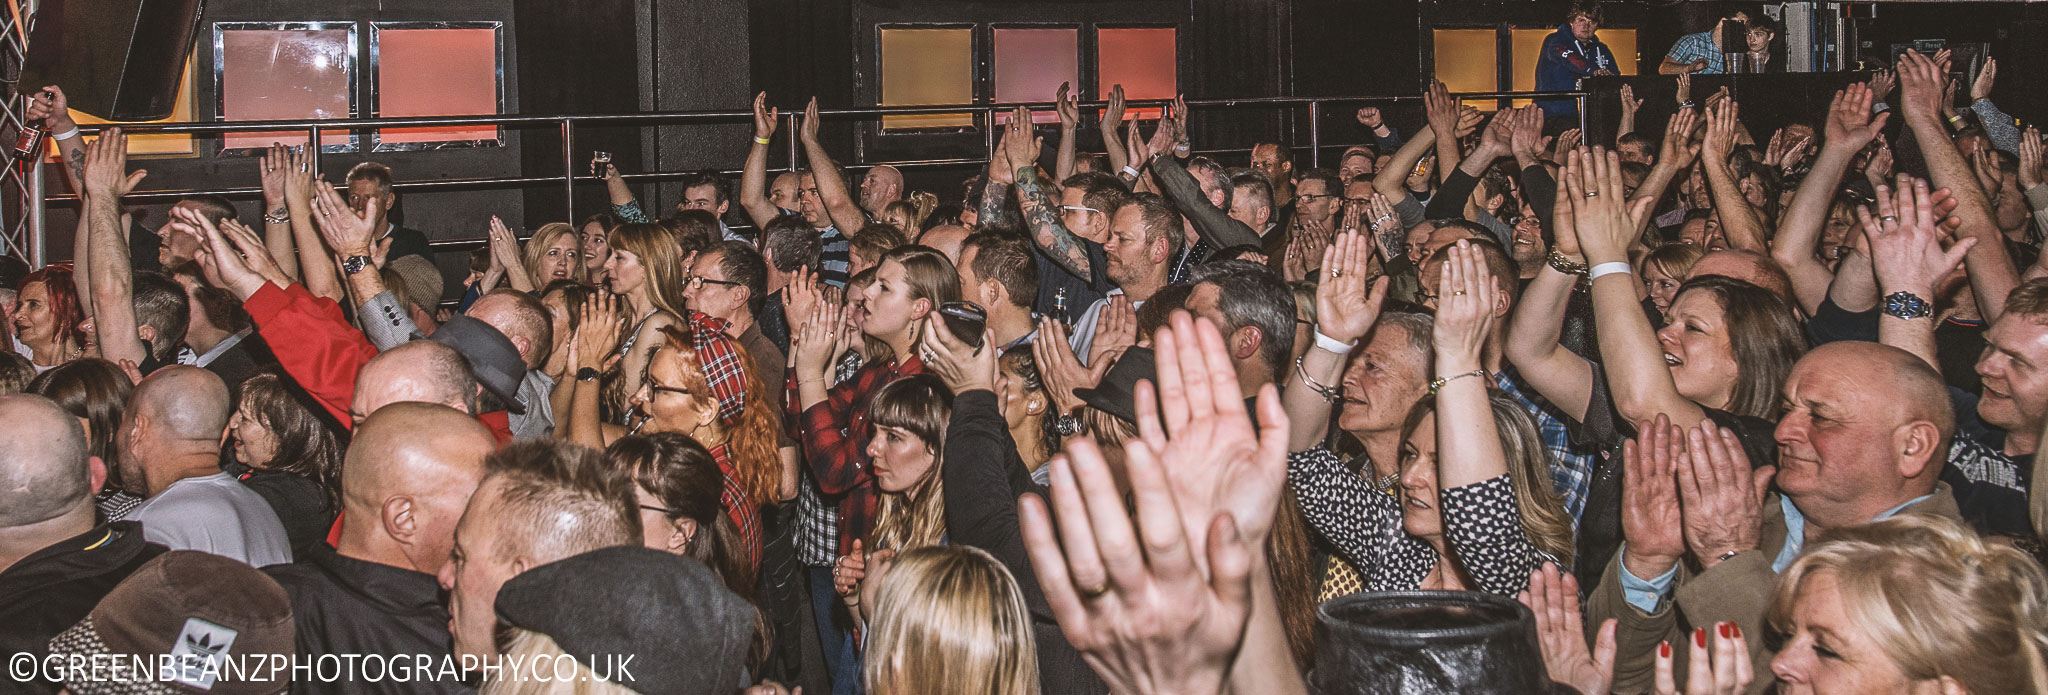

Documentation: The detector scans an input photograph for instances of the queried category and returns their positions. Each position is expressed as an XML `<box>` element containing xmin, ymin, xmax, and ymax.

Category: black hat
<box><xmin>1073</xmin><ymin>346</ymin><xmax>1156</xmax><ymax>424</ymax></box>
<box><xmin>1311</xmin><ymin>591</ymin><xmax>1571</xmax><ymax>695</ymax></box>
<box><xmin>47</xmin><ymin>550</ymin><xmax>295</xmax><ymax>695</ymax></box>
<box><xmin>429</xmin><ymin>315</ymin><xmax>526</xmax><ymax>414</ymax></box>
<box><xmin>495</xmin><ymin>546</ymin><xmax>756</xmax><ymax>695</ymax></box>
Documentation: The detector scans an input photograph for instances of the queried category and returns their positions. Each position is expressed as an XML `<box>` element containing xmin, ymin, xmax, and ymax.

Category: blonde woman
<box><xmin>863</xmin><ymin>545</ymin><xmax>1040</xmax><ymax>695</ymax></box>
<box><xmin>603</xmin><ymin>222</ymin><xmax>689</xmax><ymax>405</ymax></box>
<box><xmin>1768</xmin><ymin>514</ymin><xmax>2048</xmax><ymax>694</ymax></box>
<box><xmin>521</xmin><ymin>222</ymin><xmax>587</xmax><ymax>289</ymax></box>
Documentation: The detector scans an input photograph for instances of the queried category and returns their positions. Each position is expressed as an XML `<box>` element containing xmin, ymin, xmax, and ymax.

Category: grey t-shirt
<box><xmin>129</xmin><ymin>472</ymin><xmax>293</xmax><ymax>567</ymax></box>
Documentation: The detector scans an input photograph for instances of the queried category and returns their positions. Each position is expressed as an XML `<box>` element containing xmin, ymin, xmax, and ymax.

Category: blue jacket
<box><xmin>1536</xmin><ymin>24</ymin><xmax>1615</xmax><ymax>118</ymax></box>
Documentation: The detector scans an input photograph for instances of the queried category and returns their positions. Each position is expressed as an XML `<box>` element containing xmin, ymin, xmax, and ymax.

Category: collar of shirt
<box><xmin>997</xmin><ymin>328</ymin><xmax>1039</xmax><ymax>357</ymax></box>
<box><xmin>191</xmin><ymin>329</ymin><xmax>252</xmax><ymax>368</ymax></box>
<box><xmin>307</xmin><ymin>543</ymin><xmax>451</xmax><ymax>616</ymax></box>
<box><xmin>1776</xmin><ymin>492</ymin><xmax>1936</xmax><ymax>572</ymax></box>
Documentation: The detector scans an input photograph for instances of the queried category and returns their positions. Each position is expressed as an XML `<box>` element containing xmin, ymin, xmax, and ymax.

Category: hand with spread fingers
<box><xmin>309</xmin><ymin>183</ymin><xmax>380</xmax><ymax>258</ymax></box>
<box><xmin>1312</xmin><ymin>230</ymin><xmax>1390</xmax><ymax>346</ymax></box>
<box><xmin>1518</xmin><ymin>563</ymin><xmax>1617</xmax><ymax>695</ymax></box>
<box><xmin>81</xmin><ymin>128</ymin><xmax>148</xmax><ymax>201</ymax></box>
<box><xmin>1865</xmin><ymin>174</ymin><xmax>1976</xmax><ymax>301</ymax></box>
<box><xmin>179</xmin><ymin>205</ymin><xmax>269</xmax><ymax>300</ymax></box>
<box><xmin>1136</xmin><ymin>311</ymin><xmax>1293</xmax><ymax>556</ymax></box>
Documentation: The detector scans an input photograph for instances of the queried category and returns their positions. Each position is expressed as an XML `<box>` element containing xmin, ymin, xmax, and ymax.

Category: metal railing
<box><xmin>13</xmin><ymin>89</ymin><xmax>1587</xmax><ymax>261</ymax></box>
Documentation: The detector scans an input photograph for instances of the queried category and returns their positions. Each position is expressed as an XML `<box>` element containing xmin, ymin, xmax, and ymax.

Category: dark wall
<box><xmin>514</xmin><ymin>0</ymin><xmax>639</xmax><ymax>225</ymax></box>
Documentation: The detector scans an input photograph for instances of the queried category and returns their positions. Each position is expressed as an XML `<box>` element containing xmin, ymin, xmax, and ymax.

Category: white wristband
<box><xmin>49</xmin><ymin>127</ymin><xmax>79</xmax><ymax>141</ymax></box>
<box><xmin>1121</xmin><ymin>165</ymin><xmax>1140</xmax><ymax>179</ymax></box>
<box><xmin>1588</xmin><ymin>262</ymin><xmax>1633</xmax><ymax>281</ymax></box>
<box><xmin>1312</xmin><ymin>329</ymin><xmax>1356</xmax><ymax>355</ymax></box>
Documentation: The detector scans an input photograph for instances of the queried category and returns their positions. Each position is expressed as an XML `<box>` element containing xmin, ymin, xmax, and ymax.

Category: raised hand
<box><xmin>1138</xmin><ymin>311</ymin><xmax>1292</xmax><ymax>556</ymax></box>
<box><xmin>259</xmin><ymin>143</ymin><xmax>291</xmax><ymax>208</ymax></box>
<box><xmin>1971</xmin><ymin>55</ymin><xmax>1998</xmax><ymax>102</ymax></box>
<box><xmin>1424</xmin><ymin>79</ymin><xmax>1459</xmax><ymax>138</ymax></box>
<box><xmin>1864</xmin><ymin>136</ymin><xmax>1895</xmax><ymax>186</ymax></box>
<box><xmin>1089</xmin><ymin>295</ymin><xmax>1137</xmax><ymax>368</ymax></box>
<box><xmin>1432</xmin><ymin>240</ymin><xmax>1496</xmax><ymax>367</ymax></box>
<box><xmin>1620</xmin><ymin>83</ymin><xmax>1643</xmax><ymax>117</ymax></box>
<box><xmin>1315</xmin><ymin>230</ymin><xmax>1391</xmax><ymax>345</ymax></box>
<box><xmin>1701</xmin><ymin>99</ymin><xmax>1740</xmax><ymax>164</ymax></box>
<box><xmin>1565</xmin><ymin>147</ymin><xmax>1653</xmax><ymax>266</ymax></box>
<box><xmin>1356</xmin><ymin>106</ymin><xmax>1383</xmax><ymax>130</ymax></box>
<box><xmin>1551</xmin><ymin>127</ymin><xmax>1583</xmax><ymax>164</ymax></box>
<box><xmin>920</xmin><ymin>317</ymin><xmax>997</xmax><ymax>395</ymax></box>
<box><xmin>751</xmin><ymin>91</ymin><xmax>779</xmax><ymax>142</ymax></box>
<box><xmin>1034</xmin><ymin>316</ymin><xmax>1108</xmax><ymax>415</ymax></box>
<box><xmin>1055</xmin><ymin>81</ymin><xmax>1080</xmax><ymax>131</ymax></box>
<box><xmin>217</xmin><ymin>218</ymin><xmax>291</xmax><ymax>289</ymax></box>
<box><xmin>1020</xmin><ymin>435</ymin><xmax>1255</xmax><ymax>695</ymax></box>
<box><xmin>575</xmin><ymin>291</ymin><xmax>624</xmax><ymax>371</ymax></box>
<box><xmin>1620</xmin><ymin>415</ymin><xmax>1688</xmax><ymax>580</ymax></box>
<box><xmin>1654</xmin><ymin>623</ymin><xmax>1752</xmax><ymax>695</ymax></box>
<box><xmin>178</xmin><ymin>205</ymin><xmax>267</xmax><ymax>300</ymax></box>
<box><xmin>1508</xmin><ymin>106</ymin><xmax>1547</xmax><ymax>164</ymax></box>
<box><xmin>1454</xmin><ymin>106</ymin><xmax>1486</xmax><ymax>140</ymax></box>
<box><xmin>1824</xmin><ymin>84</ymin><xmax>1890</xmax><ymax>154</ymax></box>
<box><xmin>1003</xmin><ymin>105</ymin><xmax>1044</xmax><ymax>175</ymax></box>
<box><xmin>81</xmin><ymin>128</ymin><xmax>147</xmax><ymax>200</ymax></box>
<box><xmin>309</xmin><ymin>183</ymin><xmax>379</xmax><ymax>257</ymax></box>
<box><xmin>781</xmin><ymin>268</ymin><xmax>824</xmax><ymax>333</ymax></box>
<box><xmin>1100</xmin><ymin>84</ymin><xmax>1127</xmax><ymax>132</ymax></box>
<box><xmin>792</xmin><ymin>298</ymin><xmax>845</xmax><ymax>381</ymax></box>
<box><xmin>1867</xmin><ymin>68</ymin><xmax>1896</xmax><ymax>103</ymax></box>
<box><xmin>1896</xmin><ymin>50</ymin><xmax>1948</xmax><ymax>125</ymax></box>
<box><xmin>1518</xmin><ymin>563</ymin><xmax>1618</xmax><ymax>695</ymax></box>
<box><xmin>283</xmin><ymin>148</ymin><xmax>315</xmax><ymax>208</ymax></box>
<box><xmin>1674</xmin><ymin>72</ymin><xmax>1693</xmax><ymax>106</ymax></box>
<box><xmin>1674</xmin><ymin>420</ymin><xmax>1772</xmax><ymax>570</ymax></box>
<box><xmin>2020</xmin><ymin>126</ymin><xmax>2043</xmax><ymax>191</ymax></box>
<box><xmin>799</xmin><ymin>96</ymin><xmax>821</xmax><ymax>145</ymax></box>
<box><xmin>1865</xmin><ymin>175</ymin><xmax>1975</xmax><ymax>298</ymax></box>
<box><xmin>1659</xmin><ymin>107</ymin><xmax>1703</xmax><ymax>171</ymax></box>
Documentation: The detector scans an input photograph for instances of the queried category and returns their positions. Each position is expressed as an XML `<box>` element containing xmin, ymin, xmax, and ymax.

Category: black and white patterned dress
<box><xmin>1288</xmin><ymin>446</ymin><xmax>1559</xmax><ymax>597</ymax></box>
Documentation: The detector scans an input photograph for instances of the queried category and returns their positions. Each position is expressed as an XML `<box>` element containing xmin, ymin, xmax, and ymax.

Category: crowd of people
<box><xmin>6</xmin><ymin>7</ymin><xmax>2048</xmax><ymax>693</ymax></box>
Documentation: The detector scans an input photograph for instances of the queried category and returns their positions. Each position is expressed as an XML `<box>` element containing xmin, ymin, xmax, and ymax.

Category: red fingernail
<box><xmin>1660</xmin><ymin>642</ymin><xmax>1672</xmax><ymax>658</ymax></box>
<box><xmin>1719</xmin><ymin>622</ymin><xmax>1732</xmax><ymax>640</ymax></box>
<box><xmin>1732</xmin><ymin>624</ymin><xmax>1742</xmax><ymax>639</ymax></box>
<box><xmin>1695</xmin><ymin>627</ymin><xmax>1708</xmax><ymax>648</ymax></box>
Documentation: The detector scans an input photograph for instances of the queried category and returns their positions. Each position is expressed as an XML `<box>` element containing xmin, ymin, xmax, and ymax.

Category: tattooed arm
<box><xmin>1016</xmin><ymin>167</ymin><xmax>1093</xmax><ymax>276</ymax></box>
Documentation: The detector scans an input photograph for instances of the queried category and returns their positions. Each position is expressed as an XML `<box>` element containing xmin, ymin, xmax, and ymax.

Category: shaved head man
<box><xmin>464</xmin><ymin>289</ymin><xmax>556</xmax><ymax>439</ymax></box>
<box><xmin>859</xmin><ymin>164</ymin><xmax>904</xmax><ymax>216</ymax></box>
<box><xmin>121</xmin><ymin>366</ymin><xmax>291</xmax><ymax>566</ymax></box>
<box><xmin>1775</xmin><ymin>341</ymin><xmax>1954</xmax><ymax>531</ymax></box>
<box><xmin>1688</xmin><ymin>249</ymin><xmax>1794</xmax><ymax>301</ymax></box>
<box><xmin>0</xmin><ymin>395</ymin><xmax>165</xmax><ymax>690</ymax></box>
<box><xmin>440</xmin><ymin>440</ymin><xmax>640</xmax><ymax>662</ymax></box>
<box><xmin>266</xmin><ymin>404</ymin><xmax>494</xmax><ymax>694</ymax></box>
<box><xmin>350</xmin><ymin>340</ymin><xmax>481</xmax><ymax>425</ymax></box>
<box><xmin>917</xmin><ymin>224</ymin><xmax>971</xmax><ymax>265</ymax></box>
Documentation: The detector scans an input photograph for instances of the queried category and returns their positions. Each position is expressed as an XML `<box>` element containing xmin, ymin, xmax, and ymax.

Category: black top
<box><xmin>202</xmin><ymin>332</ymin><xmax>280</xmax><ymax>392</ymax></box>
<box><xmin>1567</xmin><ymin>369</ymin><xmax>1778</xmax><ymax>592</ymax></box>
<box><xmin>942</xmin><ymin>390</ymin><xmax>1107</xmax><ymax>695</ymax></box>
<box><xmin>264</xmin><ymin>544</ymin><xmax>474</xmax><ymax>695</ymax></box>
<box><xmin>1032</xmin><ymin>241</ymin><xmax>1111</xmax><ymax>324</ymax></box>
<box><xmin>383</xmin><ymin>226</ymin><xmax>433</xmax><ymax>265</ymax></box>
<box><xmin>0</xmin><ymin>521</ymin><xmax>166</xmax><ymax>695</ymax></box>
<box><xmin>1944</xmin><ymin>388</ymin><xmax>2034</xmax><ymax>539</ymax></box>
<box><xmin>1805</xmin><ymin>295</ymin><xmax>1986</xmax><ymax>395</ymax></box>
<box><xmin>759</xmin><ymin>290</ymin><xmax>791</xmax><ymax>355</ymax></box>
<box><xmin>225</xmin><ymin>461</ymin><xmax>336</xmax><ymax>562</ymax></box>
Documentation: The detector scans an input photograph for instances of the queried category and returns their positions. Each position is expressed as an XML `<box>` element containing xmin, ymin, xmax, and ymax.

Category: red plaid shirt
<box><xmin>786</xmin><ymin>355</ymin><xmax>924</xmax><ymax>554</ymax></box>
<box><xmin>709</xmin><ymin>443</ymin><xmax>762</xmax><ymax>570</ymax></box>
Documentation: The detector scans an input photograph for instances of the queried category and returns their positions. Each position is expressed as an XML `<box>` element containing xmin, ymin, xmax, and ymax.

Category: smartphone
<box><xmin>938</xmin><ymin>301</ymin><xmax>987</xmax><ymax>349</ymax></box>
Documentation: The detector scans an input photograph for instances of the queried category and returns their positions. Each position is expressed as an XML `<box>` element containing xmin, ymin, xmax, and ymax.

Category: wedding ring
<box><xmin>1079</xmin><ymin>582</ymin><xmax>1111</xmax><ymax>600</ymax></box>
<box><xmin>1329</xmin><ymin>268</ymin><xmax>1344</xmax><ymax>278</ymax></box>
<box><xmin>1880</xmin><ymin>215</ymin><xmax>1898</xmax><ymax>222</ymax></box>
<box><xmin>1584</xmin><ymin>191</ymin><xmax>1600</xmax><ymax>198</ymax></box>
<box><xmin>1452</xmin><ymin>290</ymin><xmax>1467</xmax><ymax>296</ymax></box>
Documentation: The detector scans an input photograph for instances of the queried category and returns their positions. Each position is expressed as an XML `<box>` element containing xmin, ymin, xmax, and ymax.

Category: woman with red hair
<box><xmin>13</xmin><ymin>266</ymin><xmax>86</xmax><ymax>373</ymax></box>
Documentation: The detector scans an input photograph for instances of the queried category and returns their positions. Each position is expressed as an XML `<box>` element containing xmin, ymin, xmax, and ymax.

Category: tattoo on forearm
<box><xmin>1016</xmin><ymin>171</ymin><xmax>1091</xmax><ymax>274</ymax></box>
<box><xmin>63</xmin><ymin>145</ymin><xmax>85</xmax><ymax>185</ymax></box>
<box><xmin>1375</xmin><ymin>225</ymin><xmax>1407</xmax><ymax>264</ymax></box>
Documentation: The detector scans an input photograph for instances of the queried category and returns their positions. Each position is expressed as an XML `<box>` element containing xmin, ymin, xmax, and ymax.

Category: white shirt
<box><xmin>1067</xmin><ymin>289</ymin><xmax>1146</xmax><ymax>366</ymax></box>
<box><xmin>128</xmin><ymin>472</ymin><xmax>293</xmax><ymax>567</ymax></box>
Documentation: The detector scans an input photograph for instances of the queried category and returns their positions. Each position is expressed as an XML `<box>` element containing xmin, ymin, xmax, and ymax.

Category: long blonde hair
<box><xmin>863</xmin><ymin>546</ymin><xmax>1039</xmax><ymax>695</ymax></box>
<box><xmin>521</xmin><ymin>222</ymin><xmax>587</xmax><ymax>287</ymax></box>
<box><xmin>1400</xmin><ymin>391</ymin><xmax>1576</xmax><ymax>565</ymax></box>
<box><xmin>866</xmin><ymin>374</ymin><xmax>951</xmax><ymax>552</ymax></box>
<box><xmin>481</xmin><ymin>629</ymin><xmax>638</xmax><ymax>695</ymax></box>
<box><xmin>1770</xmin><ymin>514</ymin><xmax>2048</xmax><ymax>695</ymax></box>
<box><xmin>606</xmin><ymin>222</ymin><xmax>689</xmax><ymax>318</ymax></box>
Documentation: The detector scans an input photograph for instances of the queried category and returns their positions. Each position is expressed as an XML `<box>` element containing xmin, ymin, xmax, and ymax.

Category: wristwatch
<box><xmin>341</xmin><ymin>255</ymin><xmax>374</xmax><ymax>276</ymax></box>
<box><xmin>262</xmin><ymin>206</ymin><xmax>289</xmax><ymax>224</ymax></box>
<box><xmin>1054</xmin><ymin>413</ymin><xmax>1083</xmax><ymax>437</ymax></box>
<box><xmin>576</xmin><ymin>367</ymin><xmax>600</xmax><ymax>382</ymax></box>
<box><xmin>1883</xmin><ymin>291</ymin><xmax>1934</xmax><ymax>320</ymax></box>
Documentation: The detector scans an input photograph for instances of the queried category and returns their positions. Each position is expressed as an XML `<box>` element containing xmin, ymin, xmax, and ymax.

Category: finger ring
<box><xmin>1452</xmin><ymin>290</ymin><xmax>1467</xmax><ymax>296</ymax></box>
<box><xmin>1079</xmin><ymin>582</ymin><xmax>1111</xmax><ymax>600</ymax></box>
<box><xmin>1584</xmin><ymin>191</ymin><xmax>1600</xmax><ymax>198</ymax></box>
<box><xmin>1329</xmin><ymin>268</ymin><xmax>1343</xmax><ymax>278</ymax></box>
<box><xmin>1880</xmin><ymin>215</ymin><xmax>1898</xmax><ymax>222</ymax></box>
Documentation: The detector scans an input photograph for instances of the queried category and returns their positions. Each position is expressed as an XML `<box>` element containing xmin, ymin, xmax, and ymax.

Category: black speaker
<box><xmin>20</xmin><ymin>0</ymin><xmax>207</xmax><ymax>121</ymax></box>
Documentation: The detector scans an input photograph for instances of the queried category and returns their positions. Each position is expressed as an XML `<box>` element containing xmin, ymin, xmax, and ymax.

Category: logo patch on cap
<box><xmin>164</xmin><ymin>617</ymin><xmax>238</xmax><ymax>690</ymax></box>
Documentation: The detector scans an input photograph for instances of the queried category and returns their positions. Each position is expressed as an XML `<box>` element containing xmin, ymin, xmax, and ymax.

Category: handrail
<box><xmin>27</xmin><ymin>89</ymin><xmax>1589</xmax><ymax>260</ymax></box>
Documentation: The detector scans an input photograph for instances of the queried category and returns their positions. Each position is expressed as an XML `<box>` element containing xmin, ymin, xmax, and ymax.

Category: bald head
<box><xmin>861</xmin><ymin>166</ymin><xmax>904</xmax><ymax>211</ymax></box>
<box><xmin>1818</xmin><ymin>341</ymin><xmax>1954</xmax><ymax>440</ymax></box>
<box><xmin>1775</xmin><ymin>342</ymin><xmax>1953</xmax><ymax>523</ymax></box>
<box><xmin>128</xmin><ymin>365</ymin><xmax>230</xmax><ymax>442</ymax></box>
<box><xmin>351</xmin><ymin>340</ymin><xmax>479</xmax><ymax>424</ymax></box>
<box><xmin>467</xmin><ymin>290</ymin><xmax>552</xmax><ymax>369</ymax></box>
<box><xmin>917</xmin><ymin>224</ymin><xmax>970</xmax><ymax>265</ymax></box>
<box><xmin>339</xmin><ymin>403</ymin><xmax>495</xmax><ymax>573</ymax></box>
<box><xmin>1689</xmin><ymin>250</ymin><xmax>1793</xmax><ymax>301</ymax></box>
<box><xmin>0</xmin><ymin>394</ymin><xmax>92</xmax><ymax>527</ymax></box>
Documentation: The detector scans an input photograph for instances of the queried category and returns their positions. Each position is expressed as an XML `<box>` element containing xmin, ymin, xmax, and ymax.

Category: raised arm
<box><xmin>1098</xmin><ymin>84</ymin><xmax>1130</xmax><ymax>177</ymax></box>
<box><xmin>1868</xmin><ymin>175</ymin><xmax>1975</xmax><ymax>371</ymax></box>
<box><xmin>257</xmin><ymin>144</ymin><xmax>301</xmax><ymax>280</ymax></box>
<box><xmin>1284</xmin><ymin>232</ymin><xmax>1387</xmax><ymax>451</ymax></box>
<box><xmin>1629</xmin><ymin>108</ymin><xmax>1700</xmax><ymax>215</ymax></box>
<box><xmin>1775</xmin><ymin>85</ymin><xmax>1890</xmax><ymax>315</ymax></box>
<box><xmin>1898</xmin><ymin>50</ymin><xmax>2020</xmax><ymax>320</ymax></box>
<box><xmin>1148</xmin><ymin>139</ymin><xmax>1261</xmax><ymax>249</ymax></box>
<box><xmin>1504</xmin><ymin>171</ymin><xmax>1596</xmax><ymax>422</ymax></box>
<box><xmin>281</xmin><ymin>149</ymin><xmax>342</xmax><ymax>303</ymax></box>
<box><xmin>80</xmin><ymin>129</ymin><xmax>150</xmax><ymax>367</ymax></box>
<box><xmin>1570</xmin><ymin>148</ymin><xmax>1707</xmax><ymax>431</ymax></box>
<box><xmin>309</xmin><ymin>184</ymin><xmax>391</xmax><ymax>306</ymax></box>
<box><xmin>1053</xmin><ymin>82</ymin><xmax>1080</xmax><ymax>181</ymax></box>
<box><xmin>1434</xmin><ymin>241</ymin><xmax>1541</xmax><ymax>596</ymax></box>
<box><xmin>798</xmin><ymin>98</ymin><xmax>871</xmax><ymax>233</ymax></box>
<box><xmin>1616</xmin><ymin>84</ymin><xmax>1643</xmax><ymax>142</ymax></box>
<box><xmin>1426</xmin><ymin>81</ymin><xmax>1466</xmax><ymax>184</ymax></box>
<box><xmin>1001</xmin><ymin>107</ymin><xmax>1094</xmax><ymax>277</ymax></box>
<box><xmin>1698</xmin><ymin>100</ymin><xmax>1769</xmax><ymax>253</ymax></box>
<box><xmin>740</xmin><ymin>92</ymin><xmax>784</xmax><ymax>228</ymax></box>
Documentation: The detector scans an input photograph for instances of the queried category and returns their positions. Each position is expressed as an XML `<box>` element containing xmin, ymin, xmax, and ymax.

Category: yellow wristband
<box><xmin>753</xmin><ymin>136</ymin><xmax>772</xmax><ymax>145</ymax></box>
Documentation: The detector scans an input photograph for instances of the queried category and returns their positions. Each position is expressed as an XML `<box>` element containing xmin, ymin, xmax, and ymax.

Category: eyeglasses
<box><xmin>1060</xmin><ymin>205</ymin><xmax>1103</xmax><ymax>215</ymax></box>
<box><xmin>1296</xmin><ymin>193</ymin><xmax>1337</xmax><ymax>203</ymax></box>
<box><xmin>687</xmin><ymin>275</ymin><xmax>743</xmax><ymax>290</ymax></box>
<box><xmin>645</xmin><ymin>379</ymin><xmax>692</xmax><ymax>398</ymax></box>
<box><xmin>639</xmin><ymin>504</ymin><xmax>676</xmax><ymax>515</ymax></box>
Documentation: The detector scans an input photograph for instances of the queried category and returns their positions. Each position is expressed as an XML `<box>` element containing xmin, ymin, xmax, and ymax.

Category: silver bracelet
<box><xmin>1294</xmin><ymin>357</ymin><xmax>1341</xmax><ymax>402</ymax></box>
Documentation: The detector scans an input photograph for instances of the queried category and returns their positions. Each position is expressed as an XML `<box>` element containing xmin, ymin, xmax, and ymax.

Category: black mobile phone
<box><xmin>938</xmin><ymin>301</ymin><xmax>987</xmax><ymax>349</ymax></box>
